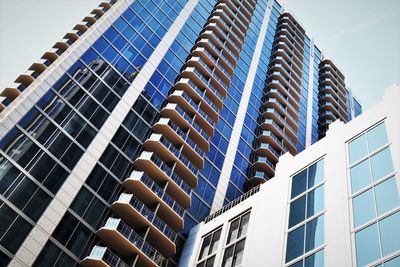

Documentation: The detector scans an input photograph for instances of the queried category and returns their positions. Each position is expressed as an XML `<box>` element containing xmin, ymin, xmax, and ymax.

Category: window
<box><xmin>222</xmin><ymin>211</ymin><xmax>250</xmax><ymax>267</ymax></box>
<box><xmin>348</xmin><ymin>122</ymin><xmax>400</xmax><ymax>266</ymax></box>
<box><xmin>286</xmin><ymin>159</ymin><xmax>325</xmax><ymax>265</ymax></box>
<box><xmin>197</xmin><ymin>227</ymin><xmax>222</xmax><ymax>267</ymax></box>
<box><xmin>355</xmin><ymin>212</ymin><xmax>400</xmax><ymax>267</ymax></box>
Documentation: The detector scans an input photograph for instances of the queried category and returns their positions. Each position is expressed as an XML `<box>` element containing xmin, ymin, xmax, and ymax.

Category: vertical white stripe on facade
<box><xmin>10</xmin><ymin>0</ymin><xmax>200</xmax><ymax>266</ymax></box>
<box><xmin>305</xmin><ymin>39</ymin><xmax>315</xmax><ymax>148</ymax></box>
<box><xmin>210</xmin><ymin>0</ymin><xmax>274</xmax><ymax>213</ymax></box>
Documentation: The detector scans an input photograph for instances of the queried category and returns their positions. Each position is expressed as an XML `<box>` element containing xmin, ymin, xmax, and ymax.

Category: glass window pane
<box><xmin>222</xmin><ymin>245</ymin><xmax>234</xmax><ymax>267</ymax></box>
<box><xmin>375</xmin><ymin>177</ymin><xmax>400</xmax><ymax>216</ymax></box>
<box><xmin>232</xmin><ymin>239</ymin><xmax>245</xmax><ymax>266</ymax></box>
<box><xmin>308</xmin><ymin>160</ymin><xmax>324</xmax><ymax>188</ymax></box>
<box><xmin>353</xmin><ymin>188</ymin><xmax>376</xmax><ymax>227</ymax></box>
<box><xmin>286</xmin><ymin>225</ymin><xmax>305</xmax><ymax>263</ymax></box>
<box><xmin>210</xmin><ymin>229</ymin><xmax>221</xmax><ymax>254</ymax></box>
<box><xmin>238</xmin><ymin>212</ymin><xmax>250</xmax><ymax>238</ymax></box>
<box><xmin>307</xmin><ymin>186</ymin><xmax>324</xmax><ymax>218</ymax></box>
<box><xmin>384</xmin><ymin>256</ymin><xmax>400</xmax><ymax>267</ymax></box>
<box><xmin>355</xmin><ymin>223</ymin><xmax>381</xmax><ymax>267</ymax></box>
<box><xmin>350</xmin><ymin>159</ymin><xmax>372</xmax><ymax>193</ymax></box>
<box><xmin>199</xmin><ymin>235</ymin><xmax>211</xmax><ymax>260</ymax></box>
<box><xmin>379</xmin><ymin>212</ymin><xmax>400</xmax><ymax>257</ymax></box>
<box><xmin>367</xmin><ymin>123</ymin><xmax>388</xmax><ymax>153</ymax></box>
<box><xmin>292</xmin><ymin>169</ymin><xmax>307</xmax><ymax>198</ymax></box>
<box><xmin>305</xmin><ymin>216</ymin><xmax>324</xmax><ymax>252</ymax></box>
<box><xmin>304</xmin><ymin>249</ymin><xmax>324</xmax><ymax>267</ymax></box>
<box><xmin>227</xmin><ymin>218</ymin><xmax>240</xmax><ymax>244</ymax></box>
<box><xmin>289</xmin><ymin>195</ymin><xmax>306</xmax><ymax>228</ymax></box>
<box><xmin>349</xmin><ymin>134</ymin><xmax>368</xmax><ymax>164</ymax></box>
<box><xmin>370</xmin><ymin>148</ymin><xmax>394</xmax><ymax>181</ymax></box>
<box><xmin>205</xmin><ymin>256</ymin><xmax>215</xmax><ymax>267</ymax></box>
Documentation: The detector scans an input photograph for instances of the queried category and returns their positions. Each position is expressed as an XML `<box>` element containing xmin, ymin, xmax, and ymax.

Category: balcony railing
<box><xmin>192</xmin><ymin>68</ymin><xmax>224</xmax><ymax>100</ymax></box>
<box><xmin>131</xmin><ymin>170</ymin><xmax>185</xmax><ymax>217</ymax></box>
<box><xmin>83</xmin><ymin>246</ymin><xmax>129</xmax><ymax>267</ymax></box>
<box><xmin>163</xmin><ymin>118</ymin><xmax>205</xmax><ymax>157</ymax></box>
<box><xmin>118</xmin><ymin>193</ymin><xmax>176</xmax><ymax>242</ymax></box>
<box><xmin>103</xmin><ymin>218</ymin><xmax>167</xmax><ymax>267</ymax></box>
<box><xmin>187</xmin><ymin>79</ymin><xmax>219</xmax><ymax>112</ymax></box>
<box><xmin>157</xmin><ymin>135</ymin><xmax>199</xmax><ymax>175</ymax></box>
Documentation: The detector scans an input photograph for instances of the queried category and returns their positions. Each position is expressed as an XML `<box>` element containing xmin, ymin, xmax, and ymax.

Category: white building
<box><xmin>179</xmin><ymin>84</ymin><xmax>400</xmax><ymax>267</ymax></box>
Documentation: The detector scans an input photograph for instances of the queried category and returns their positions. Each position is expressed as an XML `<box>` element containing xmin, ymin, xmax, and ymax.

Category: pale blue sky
<box><xmin>0</xmin><ymin>0</ymin><xmax>399</xmax><ymax>110</ymax></box>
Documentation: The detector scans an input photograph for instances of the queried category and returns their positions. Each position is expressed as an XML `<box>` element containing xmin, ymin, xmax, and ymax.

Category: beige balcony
<box><xmin>123</xmin><ymin>170</ymin><xmax>185</xmax><ymax>231</ymax></box>
<box><xmin>110</xmin><ymin>193</ymin><xmax>176</xmax><ymax>256</ymax></box>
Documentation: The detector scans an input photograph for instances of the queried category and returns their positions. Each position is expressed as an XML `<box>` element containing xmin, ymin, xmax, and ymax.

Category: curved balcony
<box><xmin>201</xmin><ymin>30</ymin><xmax>239</xmax><ymax>62</ymax></box>
<box><xmin>264</xmin><ymin>97</ymin><xmax>299</xmax><ymax>123</ymax></box>
<box><xmin>270</xmin><ymin>62</ymin><xmax>302</xmax><ymax>89</ymax></box>
<box><xmin>174</xmin><ymin>78</ymin><xmax>220</xmax><ymax>119</ymax></box>
<box><xmin>169</xmin><ymin>90</ymin><xmax>216</xmax><ymax>128</ymax></box>
<box><xmin>219</xmin><ymin>0</ymin><xmax>251</xmax><ymax>24</ymax></box>
<box><xmin>123</xmin><ymin>170</ymin><xmax>184</xmax><ymax>231</ymax></box>
<box><xmin>111</xmin><ymin>193</ymin><xmax>176</xmax><ymax>256</ymax></box>
<box><xmin>81</xmin><ymin>246</ymin><xmax>129</xmax><ymax>267</ymax></box>
<box><xmin>204</xmin><ymin>22</ymin><xmax>242</xmax><ymax>53</ymax></box>
<box><xmin>97</xmin><ymin>218</ymin><xmax>167</xmax><ymax>267</ymax></box>
<box><xmin>319</xmin><ymin>110</ymin><xmax>337</xmax><ymax>121</ymax></box>
<box><xmin>133</xmin><ymin>151</ymin><xmax>192</xmax><ymax>207</ymax></box>
<box><xmin>181</xmin><ymin>67</ymin><xmax>225</xmax><ymax>105</ymax></box>
<box><xmin>257</xmin><ymin>130</ymin><xmax>286</xmax><ymax>152</ymax></box>
<box><xmin>186</xmin><ymin>57</ymin><xmax>229</xmax><ymax>95</ymax></box>
<box><xmin>252</xmin><ymin>156</ymin><xmax>275</xmax><ymax>177</ymax></box>
<box><xmin>192</xmin><ymin>46</ymin><xmax>233</xmax><ymax>79</ymax></box>
<box><xmin>270</xmin><ymin>54</ymin><xmax>302</xmax><ymax>80</ymax></box>
<box><xmin>249</xmin><ymin>171</ymin><xmax>270</xmax><ymax>187</ymax></box>
<box><xmin>153</xmin><ymin>118</ymin><xmax>204</xmax><ymax>167</ymax></box>
<box><xmin>212</xmin><ymin>8</ymin><xmax>246</xmax><ymax>38</ymax></box>
<box><xmin>143</xmin><ymin>134</ymin><xmax>198</xmax><ymax>187</ymax></box>
<box><xmin>263</xmin><ymin>108</ymin><xmax>298</xmax><ymax>136</ymax></box>
<box><xmin>160</xmin><ymin>103</ymin><xmax>210</xmax><ymax>151</ymax></box>
<box><xmin>272</xmin><ymin>50</ymin><xmax>303</xmax><ymax>80</ymax></box>
<box><xmin>264</xmin><ymin>88</ymin><xmax>299</xmax><ymax>122</ymax></box>
<box><xmin>215</xmin><ymin>2</ymin><xmax>249</xmax><ymax>29</ymax></box>
<box><xmin>196</xmin><ymin>39</ymin><xmax>235</xmax><ymax>72</ymax></box>
<box><xmin>255</xmin><ymin>142</ymin><xmax>281</xmax><ymax>162</ymax></box>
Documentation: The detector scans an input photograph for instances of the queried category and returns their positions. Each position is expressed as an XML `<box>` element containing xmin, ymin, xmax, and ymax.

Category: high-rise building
<box><xmin>0</xmin><ymin>0</ymin><xmax>362</xmax><ymax>266</ymax></box>
<box><xmin>179</xmin><ymin>85</ymin><xmax>399</xmax><ymax>267</ymax></box>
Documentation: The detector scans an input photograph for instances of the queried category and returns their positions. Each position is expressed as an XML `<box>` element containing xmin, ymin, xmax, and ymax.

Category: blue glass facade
<box><xmin>0</xmin><ymin>0</ymin><xmax>362</xmax><ymax>266</ymax></box>
<box><xmin>224</xmin><ymin>0</ymin><xmax>281</xmax><ymax>203</ymax></box>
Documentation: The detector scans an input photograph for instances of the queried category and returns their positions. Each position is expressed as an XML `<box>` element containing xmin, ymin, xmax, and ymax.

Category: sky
<box><xmin>281</xmin><ymin>0</ymin><xmax>400</xmax><ymax>109</ymax></box>
<box><xmin>0</xmin><ymin>0</ymin><xmax>399</xmax><ymax>110</ymax></box>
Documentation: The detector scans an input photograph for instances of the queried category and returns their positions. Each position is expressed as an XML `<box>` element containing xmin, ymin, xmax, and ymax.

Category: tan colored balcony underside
<box><xmin>97</xmin><ymin>228</ymin><xmax>157</xmax><ymax>267</ymax></box>
<box><xmin>111</xmin><ymin>201</ymin><xmax>175</xmax><ymax>256</ymax></box>
<box><xmin>123</xmin><ymin>178</ymin><xmax>184</xmax><ymax>231</ymax></box>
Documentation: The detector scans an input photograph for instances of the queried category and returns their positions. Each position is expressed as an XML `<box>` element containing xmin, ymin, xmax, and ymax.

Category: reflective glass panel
<box><xmin>350</xmin><ymin>159</ymin><xmax>371</xmax><ymax>193</ymax></box>
<box><xmin>375</xmin><ymin>177</ymin><xmax>400</xmax><ymax>216</ymax></box>
<box><xmin>289</xmin><ymin>196</ymin><xmax>306</xmax><ymax>228</ymax></box>
<box><xmin>307</xmin><ymin>186</ymin><xmax>324</xmax><ymax>218</ymax></box>
<box><xmin>308</xmin><ymin>160</ymin><xmax>324</xmax><ymax>188</ymax></box>
<box><xmin>349</xmin><ymin>134</ymin><xmax>368</xmax><ymax>164</ymax></box>
<box><xmin>370</xmin><ymin>148</ymin><xmax>394</xmax><ymax>181</ymax></box>
<box><xmin>379</xmin><ymin>212</ymin><xmax>400</xmax><ymax>256</ymax></box>
<box><xmin>355</xmin><ymin>223</ymin><xmax>380</xmax><ymax>267</ymax></box>
<box><xmin>384</xmin><ymin>256</ymin><xmax>400</xmax><ymax>267</ymax></box>
<box><xmin>353</xmin><ymin>188</ymin><xmax>376</xmax><ymax>227</ymax></box>
<box><xmin>292</xmin><ymin>169</ymin><xmax>307</xmax><ymax>198</ymax></box>
<box><xmin>304</xmin><ymin>249</ymin><xmax>324</xmax><ymax>267</ymax></box>
<box><xmin>286</xmin><ymin>225</ymin><xmax>305</xmax><ymax>263</ymax></box>
<box><xmin>367</xmin><ymin>123</ymin><xmax>388</xmax><ymax>153</ymax></box>
<box><xmin>305</xmin><ymin>216</ymin><xmax>324</xmax><ymax>252</ymax></box>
